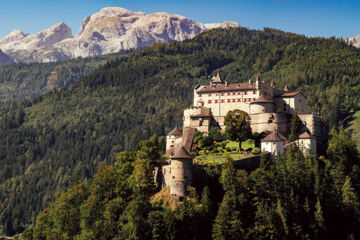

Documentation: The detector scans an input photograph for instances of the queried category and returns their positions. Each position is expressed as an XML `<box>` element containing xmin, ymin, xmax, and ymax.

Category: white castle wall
<box><xmin>261</xmin><ymin>141</ymin><xmax>285</xmax><ymax>155</ymax></box>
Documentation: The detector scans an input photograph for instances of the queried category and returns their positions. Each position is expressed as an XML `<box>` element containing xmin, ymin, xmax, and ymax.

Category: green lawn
<box><xmin>225</xmin><ymin>139</ymin><xmax>255</xmax><ymax>151</ymax></box>
<box><xmin>194</xmin><ymin>152</ymin><xmax>254</xmax><ymax>165</ymax></box>
<box><xmin>194</xmin><ymin>139</ymin><xmax>256</xmax><ymax>165</ymax></box>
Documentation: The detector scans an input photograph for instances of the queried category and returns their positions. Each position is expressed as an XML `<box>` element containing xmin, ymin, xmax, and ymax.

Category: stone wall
<box><xmin>166</xmin><ymin>135</ymin><xmax>182</xmax><ymax>150</ymax></box>
<box><xmin>298</xmin><ymin>114</ymin><xmax>328</xmax><ymax>153</ymax></box>
<box><xmin>250</xmin><ymin>102</ymin><xmax>275</xmax><ymax>114</ymax></box>
<box><xmin>250</xmin><ymin>113</ymin><xmax>290</xmax><ymax>135</ymax></box>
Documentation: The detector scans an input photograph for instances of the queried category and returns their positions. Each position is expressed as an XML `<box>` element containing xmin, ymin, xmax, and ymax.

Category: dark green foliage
<box><xmin>0</xmin><ymin>52</ymin><xmax>132</xmax><ymax>105</ymax></box>
<box><xmin>2</xmin><ymin>27</ymin><xmax>360</xmax><ymax>234</ymax></box>
<box><xmin>224</xmin><ymin>109</ymin><xmax>252</xmax><ymax>150</ymax></box>
<box><xmin>288</xmin><ymin>113</ymin><xmax>302</xmax><ymax>142</ymax></box>
<box><xmin>24</xmin><ymin>133</ymin><xmax>360</xmax><ymax>240</ymax></box>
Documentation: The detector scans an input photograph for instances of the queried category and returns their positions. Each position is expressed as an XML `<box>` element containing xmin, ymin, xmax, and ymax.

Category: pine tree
<box><xmin>288</xmin><ymin>113</ymin><xmax>302</xmax><ymax>142</ymax></box>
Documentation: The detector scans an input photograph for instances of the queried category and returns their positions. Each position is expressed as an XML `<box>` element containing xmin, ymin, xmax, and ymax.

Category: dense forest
<box><xmin>22</xmin><ymin>129</ymin><xmax>360</xmax><ymax>239</ymax></box>
<box><xmin>0</xmin><ymin>50</ymin><xmax>133</xmax><ymax>105</ymax></box>
<box><xmin>1</xmin><ymin>27</ymin><xmax>360</xmax><ymax>235</ymax></box>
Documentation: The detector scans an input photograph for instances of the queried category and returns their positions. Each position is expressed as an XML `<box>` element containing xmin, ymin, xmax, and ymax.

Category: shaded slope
<box><xmin>0</xmin><ymin>51</ymin><xmax>132</xmax><ymax>105</ymax></box>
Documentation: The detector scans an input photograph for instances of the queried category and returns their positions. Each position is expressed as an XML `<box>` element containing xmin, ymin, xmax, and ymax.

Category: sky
<box><xmin>0</xmin><ymin>0</ymin><xmax>359</xmax><ymax>39</ymax></box>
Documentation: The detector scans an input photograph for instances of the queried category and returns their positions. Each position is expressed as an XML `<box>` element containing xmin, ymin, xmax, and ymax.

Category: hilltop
<box><xmin>1</xmin><ymin>27</ymin><xmax>360</xmax><ymax>235</ymax></box>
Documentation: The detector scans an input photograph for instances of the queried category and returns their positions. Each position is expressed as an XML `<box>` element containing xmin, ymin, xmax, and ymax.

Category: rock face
<box><xmin>0</xmin><ymin>49</ymin><xmax>14</xmax><ymax>67</ymax></box>
<box><xmin>349</xmin><ymin>34</ymin><xmax>360</xmax><ymax>48</ymax></box>
<box><xmin>0</xmin><ymin>7</ymin><xmax>240</xmax><ymax>63</ymax></box>
<box><xmin>0</xmin><ymin>22</ymin><xmax>73</xmax><ymax>53</ymax></box>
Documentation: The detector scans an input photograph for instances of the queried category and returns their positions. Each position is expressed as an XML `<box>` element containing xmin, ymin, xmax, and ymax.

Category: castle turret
<box><xmin>169</xmin><ymin>146</ymin><xmax>194</xmax><ymax>198</ymax></box>
<box><xmin>166</xmin><ymin>127</ymin><xmax>183</xmax><ymax>154</ymax></box>
<box><xmin>250</xmin><ymin>95</ymin><xmax>274</xmax><ymax>114</ymax></box>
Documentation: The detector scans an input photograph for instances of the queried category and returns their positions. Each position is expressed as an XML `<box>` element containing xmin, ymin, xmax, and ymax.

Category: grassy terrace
<box><xmin>194</xmin><ymin>140</ymin><xmax>257</xmax><ymax>165</ymax></box>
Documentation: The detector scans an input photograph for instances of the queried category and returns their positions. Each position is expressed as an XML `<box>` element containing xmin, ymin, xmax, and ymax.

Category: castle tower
<box><xmin>298</xmin><ymin>131</ymin><xmax>317</xmax><ymax>156</ymax></box>
<box><xmin>250</xmin><ymin>95</ymin><xmax>275</xmax><ymax>114</ymax></box>
<box><xmin>169</xmin><ymin>146</ymin><xmax>194</xmax><ymax>198</ymax></box>
<box><xmin>166</xmin><ymin>127</ymin><xmax>182</xmax><ymax>154</ymax></box>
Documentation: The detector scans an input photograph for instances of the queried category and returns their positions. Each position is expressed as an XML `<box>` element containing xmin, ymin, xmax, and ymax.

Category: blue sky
<box><xmin>0</xmin><ymin>0</ymin><xmax>359</xmax><ymax>39</ymax></box>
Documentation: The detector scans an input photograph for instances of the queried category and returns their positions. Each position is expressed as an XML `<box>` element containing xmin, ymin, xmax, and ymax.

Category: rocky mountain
<box><xmin>0</xmin><ymin>7</ymin><xmax>240</xmax><ymax>63</ymax></box>
<box><xmin>0</xmin><ymin>49</ymin><xmax>14</xmax><ymax>66</ymax></box>
<box><xmin>349</xmin><ymin>34</ymin><xmax>360</xmax><ymax>48</ymax></box>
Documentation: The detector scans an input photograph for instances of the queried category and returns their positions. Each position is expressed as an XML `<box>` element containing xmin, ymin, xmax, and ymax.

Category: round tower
<box><xmin>169</xmin><ymin>146</ymin><xmax>194</xmax><ymax>198</ymax></box>
<box><xmin>166</xmin><ymin>127</ymin><xmax>182</xmax><ymax>151</ymax></box>
<box><xmin>250</xmin><ymin>95</ymin><xmax>274</xmax><ymax>114</ymax></box>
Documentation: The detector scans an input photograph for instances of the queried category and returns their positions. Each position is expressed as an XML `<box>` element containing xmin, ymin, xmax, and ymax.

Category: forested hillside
<box><xmin>0</xmin><ymin>50</ymin><xmax>133</xmax><ymax>105</ymax></box>
<box><xmin>1</xmin><ymin>27</ymin><xmax>360</xmax><ymax>235</ymax></box>
<box><xmin>23</xmin><ymin>131</ymin><xmax>360</xmax><ymax>240</ymax></box>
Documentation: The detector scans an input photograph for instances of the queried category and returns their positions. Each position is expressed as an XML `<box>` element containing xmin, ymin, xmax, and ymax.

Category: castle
<box><xmin>156</xmin><ymin>73</ymin><xmax>328</xmax><ymax>198</ymax></box>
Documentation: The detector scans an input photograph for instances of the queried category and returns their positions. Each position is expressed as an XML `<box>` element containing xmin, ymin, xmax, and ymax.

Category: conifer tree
<box><xmin>288</xmin><ymin>113</ymin><xmax>302</xmax><ymax>142</ymax></box>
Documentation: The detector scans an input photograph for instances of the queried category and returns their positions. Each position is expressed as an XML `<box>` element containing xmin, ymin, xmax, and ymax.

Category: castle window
<box><xmin>238</xmin><ymin>98</ymin><xmax>241</xmax><ymax>102</ymax></box>
<box><xmin>232</xmin><ymin>99</ymin><xmax>236</xmax><ymax>102</ymax></box>
<box><xmin>232</xmin><ymin>92</ymin><xmax>236</xmax><ymax>95</ymax></box>
<box><xmin>253</xmin><ymin>98</ymin><xmax>256</xmax><ymax>101</ymax></box>
<box><xmin>208</xmin><ymin>94</ymin><xmax>212</xmax><ymax>96</ymax></box>
<box><xmin>215</xmin><ymin>100</ymin><xmax>219</xmax><ymax>103</ymax></box>
<box><xmin>253</xmin><ymin>91</ymin><xmax>256</xmax><ymax>94</ymax></box>
<box><xmin>208</xmin><ymin>100</ymin><xmax>212</xmax><ymax>104</ymax></box>
<box><xmin>221</xmin><ymin>99</ymin><xmax>225</xmax><ymax>103</ymax></box>
<box><xmin>237</xmin><ymin>92</ymin><xmax>241</xmax><ymax>95</ymax></box>
<box><xmin>244</xmin><ymin>91</ymin><xmax>247</xmax><ymax>95</ymax></box>
<box><xmin>221</xmin><ymin>93</ymin><xmax>224</xmax><ymax>96</ymax></box>
<box><xmin>227</xmin><ymin>92</ymin><xmax>231</xmax><ymax>96</ymax></box>
<box><xmin>198</xmin><ymin>94</ymin><xmax>202</xmax><ymax>97</ymax></box>
<box><xmin>227</xmin><ymin>99</ymin><xmax>231</xmax><ymax>103</ymax></box>
<box><xmin>172</xmin><ymin>176</ymin><xmax>175</xmax><ymax>179</ymax></box>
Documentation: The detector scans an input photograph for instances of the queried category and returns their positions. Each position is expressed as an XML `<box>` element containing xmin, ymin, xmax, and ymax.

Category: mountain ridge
<box><xmin>0</xmin><ymin>7</ymin><xmax>240</xmax><ymax>63</ymax></box>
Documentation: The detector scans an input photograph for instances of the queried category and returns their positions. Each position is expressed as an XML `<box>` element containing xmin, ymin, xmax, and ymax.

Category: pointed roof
<box><xmin>299</xmin><ymin>132</ymin><xmax>316</xmax><ymax>139</ymax></box>
<box><xmin>171</xmin><ymin>146</ymin><xmax>193</xmax><ymax>159</ymax></box>
<box><xmin>261</xmin><ymin>131</ymin><xmax>287</xmax><ymax>142</ymax></box>
<box><xmin>168</xmin><ymin>127</ymin><xmax>182</xmax><ymax>136</ymax></box>
<box><xmin>211</xmin><ymin>72</ymin><xmax>224</xmax><ymax>83</ymax></box>
<box><xmin>250</xmin><ymin>95</ymin><xmax>274</xmax><ymax>104</ymax></box>
<box><xmin>281</xmin><ymin>92</ymin><xmax>301</xmax><ymax>97</ymax></box>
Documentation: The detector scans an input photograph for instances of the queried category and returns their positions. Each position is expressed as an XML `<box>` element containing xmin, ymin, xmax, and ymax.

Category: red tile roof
<box><xmin>168</xmin><ymin>127</ymin><xmax>182</xmax><ymax>136</ymax></box>
<box><xmin>299</xmin><ymin>132</ymin><xmax>316</xmax><ymax>139</ymax></box>
<box><xmin>197</xmin><ymin>83</ymin><xmax>256</xmax><ymax>93</ymax></box>
<box><xmin>261</xmin><ymin>131</ymin><xmax>287</xmax><ymax>142</ymax></box>
<box><xmin>190</xmin><ymin>108</ymin><xmax>212</xmax><ymax>118</ymax></box>
<box><xmin>171</xmin><ymin>146</ymin><xmax>193</xmax><ymax>159</ymax></box>
<box><xmin>281</xmin><ymin>92</ymin><xmax>301</xmax><ymax>97</ymax></box>
<box><xmin>182</xmin><ymin>128</ymin><xmax>196</xmax><ymax>152</ymax></box>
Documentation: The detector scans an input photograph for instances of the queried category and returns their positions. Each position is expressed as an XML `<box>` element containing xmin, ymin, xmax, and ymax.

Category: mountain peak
<box><xmin>0</xmin><ymin>7</ymin><xmax>240</xmax><ymax>62</ymax></box>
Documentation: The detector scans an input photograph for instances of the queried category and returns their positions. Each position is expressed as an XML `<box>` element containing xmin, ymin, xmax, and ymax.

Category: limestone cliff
<box><xmin>0</xmin><ymin>7</ymin><xmax>240</xmax><ymax>63</ymax></box>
